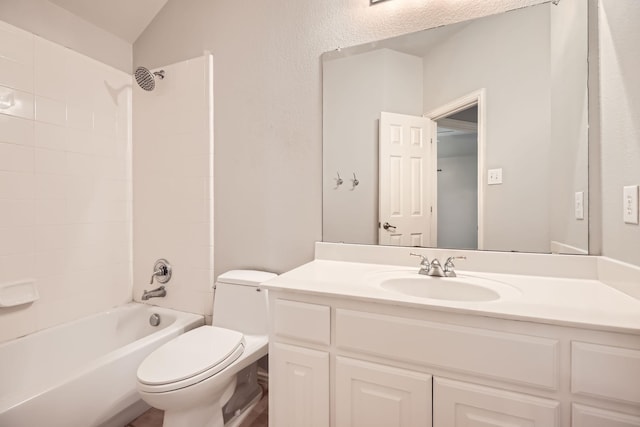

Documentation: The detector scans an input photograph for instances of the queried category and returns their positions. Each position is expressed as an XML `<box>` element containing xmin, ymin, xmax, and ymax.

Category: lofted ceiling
<box><xmin>49</xmin><ymin>0</ymin><xmax>168</xmax><ymax>43</ymax></box>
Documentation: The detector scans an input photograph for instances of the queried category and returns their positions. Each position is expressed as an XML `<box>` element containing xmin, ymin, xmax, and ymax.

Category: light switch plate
<box><xmin>488</xmin><ymin>168</ymin><xmax>503</xmax><ymax>185</ymax></box>
<box><xmin>623</xmin><ymin>185</ymin><xmax>639</xmax><ymax>224</ymax></box>
<box><xmin>575</xmin><ymin>191</ymin><xmax>584</xmax><ymax>220</ymax></box>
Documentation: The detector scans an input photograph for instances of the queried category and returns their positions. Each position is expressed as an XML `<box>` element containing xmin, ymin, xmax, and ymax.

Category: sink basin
<box><xmin>375</xmin><ymin>273</ymin><xmax>519</xmax><ymax>302</ymax></box>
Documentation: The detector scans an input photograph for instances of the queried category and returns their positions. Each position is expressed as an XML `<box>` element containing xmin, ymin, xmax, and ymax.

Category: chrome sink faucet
<box><xmin>410</xmin><ymin>253</ymin><xmax>466</xmax><ymax>277</ymax></box>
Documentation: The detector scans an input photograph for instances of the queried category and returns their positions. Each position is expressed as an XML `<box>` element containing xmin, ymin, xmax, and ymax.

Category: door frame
<box><xmin>425</xmin><ymin>88</ymin><xmax>486</xmax><ymax>250</ymax></box>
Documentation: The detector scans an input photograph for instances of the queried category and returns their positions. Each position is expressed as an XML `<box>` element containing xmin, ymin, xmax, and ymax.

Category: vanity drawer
<box><xmin>274</xmin><ymin>299</ymin><xmax>330</xmax><ymax>346</ymax></box>
<box><xmin>572</xmin><ymin>341</ymin><xmax>640</xmax><ymax>404</ymax></box>
<box><xmin>335</xmin><ymin>309</ymin><xmax>559</xmax><ymax>389</ymax></box>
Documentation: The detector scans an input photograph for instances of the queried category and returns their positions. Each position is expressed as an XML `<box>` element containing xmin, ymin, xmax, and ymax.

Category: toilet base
<box><xmin>163</xmin><ymin>400</ymin><xmax>224</xmax><ymax>427</ymax></box>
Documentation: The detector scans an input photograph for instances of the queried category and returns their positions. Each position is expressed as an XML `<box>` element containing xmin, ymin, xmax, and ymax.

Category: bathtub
<box><xmin>0</xmin><ymin>303</ymin><xmax>204</xmax><ymax>427</ymax></box>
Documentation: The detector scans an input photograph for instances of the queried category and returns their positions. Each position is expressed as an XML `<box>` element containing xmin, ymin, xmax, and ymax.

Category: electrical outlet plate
<box><xmin>623</xmin><ymin>185</ymin><xmax>639</xmax><ymax>224</ymax></box>
<box><xmin>488</xmin><ymin>168</ymin><xmax>503</xmax><ymax>185</ymax></box>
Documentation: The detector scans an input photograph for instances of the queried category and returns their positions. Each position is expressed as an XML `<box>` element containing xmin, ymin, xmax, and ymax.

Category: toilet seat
<box><xmin>137</xmin><ymin>326</ymin><xmax>245</xmax><ymax>393</ymax></box>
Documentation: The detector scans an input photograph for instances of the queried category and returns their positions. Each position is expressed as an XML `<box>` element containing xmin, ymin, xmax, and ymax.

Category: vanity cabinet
<box><xmin>335</xmin><ymin>357</ymin><xmax>432</xmax><ymax>427</ymax></box>
<box><xmin>268</xmin><ymin>292</ymin><xmax>640</xmax><ymax>427</ymax></box>
<box><xmin>270</xmin><ymin>342</ymin><xmax>329</xmax><ymax>427</ymax></box>
<box><xmin>434</xmin><ymin>377</ymin><xmax>558</xmax><ymax>426</ymax></box>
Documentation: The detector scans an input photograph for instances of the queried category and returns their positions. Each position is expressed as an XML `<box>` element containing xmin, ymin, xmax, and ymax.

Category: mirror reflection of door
<box><xmin>378</xmin><ymin>112</ymin><xmax>436</xmax><ymax>247</ymax></box>
<box><xmin>435</xmin><ymin>105</ymin><xmax>478</xmax><ymax>250</ymax></box>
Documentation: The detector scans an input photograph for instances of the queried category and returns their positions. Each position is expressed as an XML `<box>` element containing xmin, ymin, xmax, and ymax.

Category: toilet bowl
<box><xmin>136</xmin><ymin>270</ymin><xmax>276</xmax><ymax>427</ymax></box>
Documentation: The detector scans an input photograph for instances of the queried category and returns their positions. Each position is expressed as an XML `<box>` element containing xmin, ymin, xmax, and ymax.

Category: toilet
<box><xmin>136</xmin><ymin>270</ymin><xmax>276</xmax><ymax>427</ymax></box>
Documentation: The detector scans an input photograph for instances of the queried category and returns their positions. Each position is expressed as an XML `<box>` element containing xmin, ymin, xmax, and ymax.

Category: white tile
<box><xmin>35</xmin><ymin>148</ymin><xmax>66</xmax><ymax>175</ymax></box>
<box><xmin>0</xmin><ymin>226</ymin><xmax>35</xmax><ymax>256</ymax></box>
<box><xmin>35</xmin><ymin>198</ymin><xmax>66</xmax><ymax>225</ymax></box>
<box><xmin>66</xmin><ymin>105</ymin><xmax>93</xmax><ymax>131</ymax></box>
<box><xmin>0</xmin><ymin>23</ymin><xmax>33</xmax><ymax>94</ymax></box>
<box><xmin>32</xmin><ymin>274</ymin><xmax>66</xmax><ymax>302</ymax></box>
<box><xmin>35</xmin><ymin>173</ymin><xmax>66</xmax><ymax>199</ymax></box>
<box><xmin>65</xmin><ymin>52</ymin><xmax>96</xmax><ymax>108</ymax></box>
<box><xmin>34</xmin><ymin>250</ymin><xmax>67</xmax><ymax>278</ymax></box>
<box><xmin>0</xmin><ymin>142</ymin><xmax>34</xmax><ymax>173</ymax></box>
<box><xmin>0</xmin><ymin>55</ymin><xmax>34</xmax><ymax>93</ymax></box>
<box><xmin>66</xmin><ymin>127</ymin><xmax>93</xmax><ymax>154</ymax></box>
<box><xmin>0</xmin><ymin>305</ymin><xmax>37</xmax><ymax>344</ymax></box>
<box><xmin>0</xmin><ymin>114</ymin><xmax>34</xmax><ymax>146</ymax></box>
<box><xmin>0</xmin><ymin>171</ymin><xmax>35</xmax><ymax>199</ymax></box>
<box><xmin>93</xmin><ymin>134</ymin><xmax>115</xmax><ymax>157</ymax></box>
<box><xmin>35</xmin><ymin>96</ymin><xmax>66</xmax><ymax>126</ymax></box>
<box><xmin>0</xmin><ymin>21</ymin><xmax>34</xmax><ymax>64</ymax></box>
<box><xmin>0</xmin><ymin>86</ymin><xmax>34</xmax><ymax>120</ymax></box>
<box><xmin>65</xmin><ymin>175</ymin><xmax>95</xmax><ymax>200</ymax></box>
<box><xmin>34</xmin><ymin>37</ymin><xmax>67</xmax><ymax>101</ymax></box>
<box><xmin>0</xmin><ymin>253</ymin><xmax>35</xmax><ymax>283</ymax></box>
<box><xmin>66</xmin><ymin>152</ymin><xmax>96</xmax><ymax>176</ymax></box>
<box><xmin>34</xmin><ymin>122</ymin><xmax>66</xmax><ymax>151</ymax></box>
<box><xmin>93</xmin><ymin>111</ymin><xmax>117</xmax><ymax>138</ymax></box>
<box><xmin>35</xmin><ymin>225</ymin><xmax>67</xmax><ymax>251</ymax></box>
<box><xmin>0</xmin><ymin>199</ymin><xmax>35</xmax><ymax>227</ymax></box>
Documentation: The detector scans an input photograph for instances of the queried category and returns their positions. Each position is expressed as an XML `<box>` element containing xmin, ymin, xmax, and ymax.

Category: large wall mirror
<box><xmin>322</xmin><ymin>0</ymin><xmax>589</xmax><ymax>255</ymax></box>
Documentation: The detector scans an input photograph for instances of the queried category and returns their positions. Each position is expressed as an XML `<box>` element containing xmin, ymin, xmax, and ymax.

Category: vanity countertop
<box><xmin>261</xmin><ymin>259</ymin><xmax>640</xmax><ymax>334</ymax></box>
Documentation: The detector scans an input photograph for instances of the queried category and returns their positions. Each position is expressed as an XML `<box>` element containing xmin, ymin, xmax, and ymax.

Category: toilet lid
<box><xmin>137</xmin><ymin>326</ymin><xmax>244</xmax><ymax>386</ymax></box>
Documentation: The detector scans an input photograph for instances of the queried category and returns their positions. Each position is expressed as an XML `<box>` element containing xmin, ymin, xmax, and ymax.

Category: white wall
<box><xmin>0</xmin><ymin>0</ymin><xmax>131</xmax><ymax>72</ymax></box>
<box><xmin>323</xmin><ymin>49</ymin><xmax>423</xmax><ymax>245</ymax></box>
<box><xmin>421</xmin><ymin>5</ymin><xmax>551</xmax><ymax>253</ymax></box>
<box><xmin>134</xmin><ymin>0</ymin><xmax>548</xmax><ymax>277</ymax></box>
<box><xmin>437</xmin><ymin>149</ymin><xmax>478</xmax><ymax>250</ymax></box>
<box><xmin>549</xmin><ymin>0</ymin><xmax>589</xmax><ymax>253</ymax></box>
<box><xmin>132</xmin><ymin>55</ymin><xmax>214</xmax><ymax>317</ymax></box>
<box><xmin>599</xmin><ymin>0</ymin><xmax>640</xmax><ymax>266</ymax></box>
<box><xmin>0</xmin><ymin>21</ymin><xmax>132</xmax><ymax>343</ymax></box>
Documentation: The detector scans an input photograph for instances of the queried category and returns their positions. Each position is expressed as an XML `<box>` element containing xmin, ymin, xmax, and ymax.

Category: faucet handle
<box><xmin>409</xmin><ymin>252</ymin><xmax>429</xmax><ymax>265</ymax></box>
<box><xmin>149</xmin><ymin>259</ymin><xmax>172</xmax><ymax>284</ymax></box>
<box><xmin>444</xmin><ymin>256</ymin><xmax>466</xmax><ymax>277</ymax></box>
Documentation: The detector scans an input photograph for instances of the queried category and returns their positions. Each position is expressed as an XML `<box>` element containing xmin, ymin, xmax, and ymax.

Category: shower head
<box><xmin>134</xmin><ymin>66</ymin><xmax>165</xmax><ymax>91</ymax></box>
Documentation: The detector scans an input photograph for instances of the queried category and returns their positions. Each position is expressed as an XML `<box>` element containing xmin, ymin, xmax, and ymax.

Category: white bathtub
<box><xmin>0</xmin><ymin>303</ymin><xmax>204</xmax><ymax>427</ymax></box>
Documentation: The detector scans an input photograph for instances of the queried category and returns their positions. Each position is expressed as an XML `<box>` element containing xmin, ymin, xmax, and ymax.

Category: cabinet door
<box><xmin>434</xmin><ymin>378</ymin><xmax>559</xmax><ymax>427</ymax></box>
<box><xmin>573</xmin><ymin>403</ymin><xmax>640</xmax><ymax>427</ymax></box>
<box><xmin>336</xmin><ymin>356</ymin><xmax>432</xmax><ymax>427</ymax></box>
<box><xmin>270</xmin><ymin>342</ymin><xmax>329</xmax><ymax>427</ymax></box>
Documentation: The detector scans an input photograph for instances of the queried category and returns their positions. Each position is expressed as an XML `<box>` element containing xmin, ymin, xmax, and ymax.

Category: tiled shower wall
<box><xmin>0</xmin><ymin>21</ymin><xmax>132</xmax><ymax>343</ymax></box>
<box><xmin>132</xmin><ymin>55</ymin><xmax>214</xmax><ymax>318</ymax></box>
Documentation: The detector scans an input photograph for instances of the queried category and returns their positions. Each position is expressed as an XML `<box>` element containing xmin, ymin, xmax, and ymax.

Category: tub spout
<box><xmin>142</xmin><ymin>286</ymin><xmax>166</xmax><ymax>301</ymax></box>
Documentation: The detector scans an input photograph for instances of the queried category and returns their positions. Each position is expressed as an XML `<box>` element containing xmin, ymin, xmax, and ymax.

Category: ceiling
<box><xmin>49</xmin><ymin>0</ymin><xmax>168</xmax><ymax>43</ymax></box>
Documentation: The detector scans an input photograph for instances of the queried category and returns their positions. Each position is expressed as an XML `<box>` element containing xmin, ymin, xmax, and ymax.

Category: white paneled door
<box><xmin>379</xmin><ymin>112</ymin><xmax>435</xmax><ymax>247</ymax></box>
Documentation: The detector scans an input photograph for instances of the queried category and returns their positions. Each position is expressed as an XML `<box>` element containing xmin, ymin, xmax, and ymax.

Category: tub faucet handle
<box><xmin>149</xmin><ymin>259</ymin><xmax>172</xmax><ymax>284</ymax></box>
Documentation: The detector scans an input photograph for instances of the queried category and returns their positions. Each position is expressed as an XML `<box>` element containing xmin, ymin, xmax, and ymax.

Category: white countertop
<box><xmin>261</xmin><ymin>259</ymin><xmax>640</xmax><ymax>334</ymax></box>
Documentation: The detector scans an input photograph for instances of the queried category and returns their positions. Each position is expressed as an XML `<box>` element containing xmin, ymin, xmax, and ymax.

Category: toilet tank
<box><xmin>213</xmin><ymin>270</ymin><xmax>276</xmax><ymax>335</ymax></box>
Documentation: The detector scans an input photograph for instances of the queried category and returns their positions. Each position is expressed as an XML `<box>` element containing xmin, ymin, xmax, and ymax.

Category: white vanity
<box><xmin>262</xmin><ymin>243</ymin><xmax>640</xmax><ymax>427</ymax></box>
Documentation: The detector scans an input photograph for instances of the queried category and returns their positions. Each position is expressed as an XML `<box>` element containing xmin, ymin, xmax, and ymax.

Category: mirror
<box><xmin>322</xmin><ymin>0</ymin><xmax>589</xmax><ymax>254</ymax></box>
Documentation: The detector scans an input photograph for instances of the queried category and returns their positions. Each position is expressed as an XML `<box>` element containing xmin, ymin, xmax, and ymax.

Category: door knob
<box><xmin>382</xmin><ymin>222</ymin><xmax>397</xmax><ymax>231</ymax></box>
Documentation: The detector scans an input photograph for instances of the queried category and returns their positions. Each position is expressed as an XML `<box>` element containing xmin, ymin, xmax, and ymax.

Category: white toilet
<box><xmin>136</xmin><ymin>270</ymin><xmax>276</xmax><ymax>427</ymax></box>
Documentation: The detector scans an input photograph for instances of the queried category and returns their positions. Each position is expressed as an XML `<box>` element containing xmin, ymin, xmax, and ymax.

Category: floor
<box><xmin>127</xmin><ymin>383</ymin><xmax>268</xmax><ymax>427</ymax></box>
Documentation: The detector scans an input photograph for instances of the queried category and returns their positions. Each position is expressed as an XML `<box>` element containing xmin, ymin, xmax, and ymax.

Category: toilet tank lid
<box><xmin>217</xmin><ymin>270</ymin><xmax>277</xmax><ymax>286</ymax></box>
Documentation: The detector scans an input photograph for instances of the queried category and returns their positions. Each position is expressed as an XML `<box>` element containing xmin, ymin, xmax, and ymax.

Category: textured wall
<box><xmin>0</xmin><ymin>0</ymin><xmax>131</xmax><ymax>72</ymax></box>
<box><xmin>134</xmin><ymin>0</ymin><xmax>549</xmax><ymax>277</ymax></box>
<box><xmin>599</xmin><ymin>0</ymin><xmax>640</xmax><ymax>266</ymax></box>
